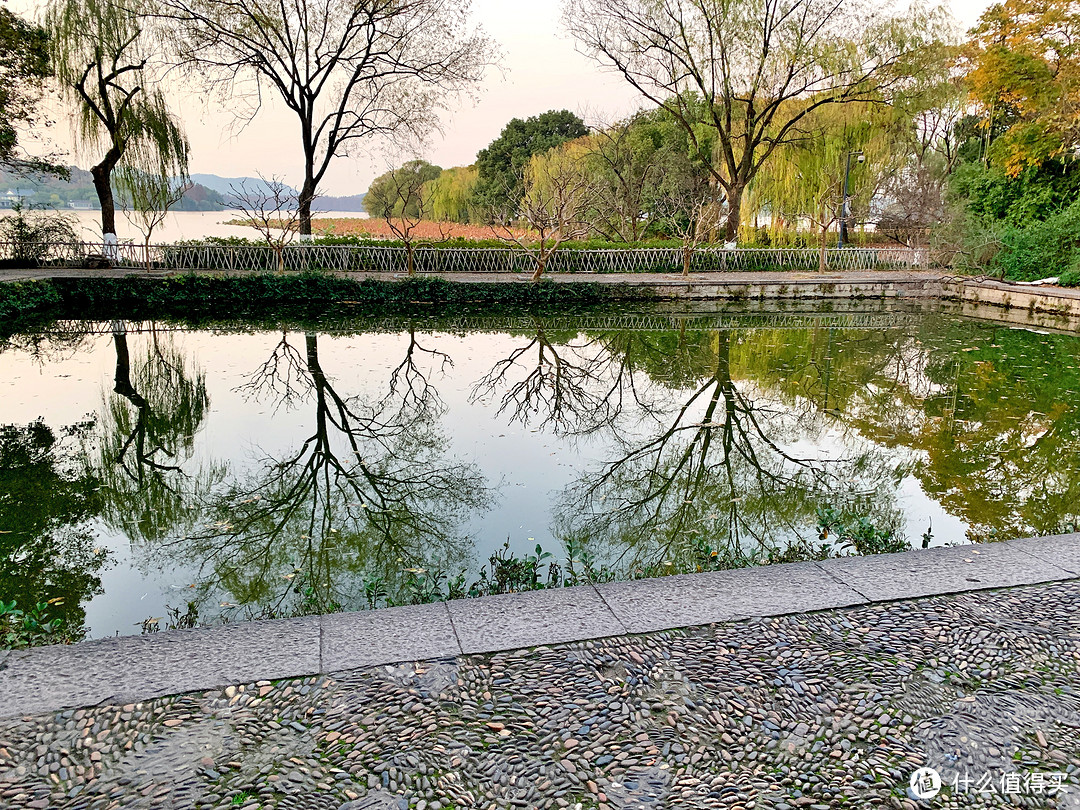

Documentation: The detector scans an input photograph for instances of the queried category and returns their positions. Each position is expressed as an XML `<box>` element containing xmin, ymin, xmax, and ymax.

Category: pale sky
<box><xmin>15</xmin><ymin>0</ymin><xmax>995</xmax><ymax>195</ymax></box>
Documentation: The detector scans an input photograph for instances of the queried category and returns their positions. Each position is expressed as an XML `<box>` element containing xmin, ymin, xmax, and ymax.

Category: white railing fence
<box><xmin>0</xmin><ymin>241</ymin><xmax>932</xmax><ymax>274</ymax></box>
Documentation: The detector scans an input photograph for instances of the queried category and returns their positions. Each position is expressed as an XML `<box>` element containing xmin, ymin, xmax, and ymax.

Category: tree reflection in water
<box><xmin>8</xmin><ymin>311</ymin><xmax>1080</xmax><ymax>635</ymax></box>
<box><xmin>470</xmin><ymin>317</ymin><xmax>659</xmax><ymax>436</ymax></box>
<box><xmin>553</xmin><ymin>327</ymin><xmax>908</xmax><ymax>574</ymax></box>
<box><xmin>169</xmin><ymin>327</ymin><xmax>493</xmax><ymax>617</ymax></box>
<box><xmin>93</xmin><ymin>321</ymin><xmax>224</xmax><ymax>548</ymax></box>
<box><xmin>0</xmin><ymin>419</ymin><xmax>107</xmax><ymax>639</ymax></box>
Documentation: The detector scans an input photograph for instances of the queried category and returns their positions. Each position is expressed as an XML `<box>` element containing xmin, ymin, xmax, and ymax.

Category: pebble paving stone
<box><xmin>6</xmin><ymin>581</ymin><xmax>1080</xmax><ymax>808</ymax></box>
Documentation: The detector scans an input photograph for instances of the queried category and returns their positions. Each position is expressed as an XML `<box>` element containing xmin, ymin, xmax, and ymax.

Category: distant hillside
<box><xmin>189</xmin><ymin>173</ymin><xmax>288</xmax><ymax>200</ymax></box>
<box><xmin>0</xmin><ymin>168</ymin><xmax>365</xmax><ymax>213</ymax></box>
<box><xmin>0</xmin><ymin>166</ymin><xmax>228</xmax><ymax>211</ymax></box>
<box><xmin>190</xmin><ymin>174</ymin><xmax>366</xmax><ymax>212</ymax></box>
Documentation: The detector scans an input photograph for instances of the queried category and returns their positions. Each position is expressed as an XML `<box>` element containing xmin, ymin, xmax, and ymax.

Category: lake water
<box><xmin>2</xmin><ymin>304</ymin><xmax>1078</xmax><ymax>639</ymax></box>
<box><xmin>59</xmin><ymin>209</ymin><xmax>367</xmax><ymax>243</ymax></box>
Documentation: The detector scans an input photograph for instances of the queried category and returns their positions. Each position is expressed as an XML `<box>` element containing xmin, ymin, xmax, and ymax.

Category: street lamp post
<box><xmin>838</xmin><ymin>150</ymin><xmax>864</xmax><ymax>249</ymax></box>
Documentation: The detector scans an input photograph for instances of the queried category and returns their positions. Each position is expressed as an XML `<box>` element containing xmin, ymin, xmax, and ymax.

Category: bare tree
<box><xmin>365</xmin><ymin>159</ymin><xmax>448</xmax><ymax>276</ymax></box>
<box><xmin>657</xmin><ymin>186</ymin><xmax>724</xmax><ymax>277</ymax></box>
<box><xmin>491</xmin><ymin>146</ymin><xmax>594</xmax><ymax>281</ymax></box>
<box><xmin>155</xmin><ymin>0</ymin><xmax>496</xmax><ymax>236</ymax></box>
<box><xmin>804</xmin><ymin>188</ymin><xmax>842</xmax><ymax>273</ymax></box>
<box><xmin>229</xmin><ymin>176</ymin><xmax>303</xmax><ymax>273</ymax></box>
<box><xmin>118</xmin><ymin>167</ymin><xmax>192</xmax><ymax>271</ymax></box>
<box><xmin>876</xmin><ymin>75</ymin><xmax>967</xmax><ymax>246</ymax></box>
<box><xmin>649</xmin><ymin>141</ymin><xmax>724</xmax><ymax>275</ymax></box>
<box><xmin>563</xmin><ymin>0</ymin><xmax>951</xmax><ymax>242</ymax></box>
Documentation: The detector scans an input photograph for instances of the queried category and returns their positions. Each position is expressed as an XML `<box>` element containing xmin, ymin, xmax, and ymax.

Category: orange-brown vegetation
<box><xmin>312</xmin><ymin>217</ymin><xmax>534</xmax><ymax>241</ymax></box>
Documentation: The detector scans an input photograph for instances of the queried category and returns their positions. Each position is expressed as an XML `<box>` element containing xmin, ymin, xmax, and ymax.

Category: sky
<box><xmin>15</xmin><ymin>0</ymin><xmax>996</xmax><ymax>196</ymax></box>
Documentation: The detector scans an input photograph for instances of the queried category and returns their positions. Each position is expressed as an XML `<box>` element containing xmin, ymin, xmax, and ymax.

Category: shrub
<box><xmin>0</xmin><ymin>204</ymin><xmax>80</xmax><ymax>265</ymax></box>
<box><xmin>992</xmin><ymin>198</ymin><xmax>1080</xmax><ymax>282</ymax></box>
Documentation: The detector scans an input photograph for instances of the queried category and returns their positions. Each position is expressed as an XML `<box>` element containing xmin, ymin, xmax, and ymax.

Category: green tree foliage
<box><xmin>364</xmin><ymin>160</ymin><xmax>442</xmax><ymax>219</ymax></box>
<box><xmin>423</xmin><ymin>165</ymin><xmax>480</xmax><ymax>223</ymax></box>
<box><xmin>581</xmin><ymin>110</ymin><xmax>705</xmax><ymax>243</ymax></box>
<box><xmin>0</xmin><ymin>419</ymin><xmax>107</xmax><ymax>644</ymax></box>
<box><xmin>944</xmin><ymin>0</ymin><xmax>1080</xmax><ymax>279</ymax></box>
<box><xmin>0</xmin><ymin>204</ymin><xmax>79</xmax><ymax>264</ymax></box>
<box><xmin>951</xmin><ymin>160</ymin><xmax>1080</xmax><ymax>226</ymax></box>
<box><xmin>474</xmin><ymin>109</ymin><xmax>588</xmax><ymax>218</ymax></box>
<box><xmin>747</xmin><ymin>101</ymin><xmax>909</xmax><ymax>254</ymax></box>
<box><xmin>992</xmin><ymin>197</ymin><xmax>1080</xmax><ymax>281</ymax></box>
<box><xmin>44</xmin><ymin>0</ymin><xmax>189</xmax><ymax>241</ymax></box>
<box><xmin>0</xmin><ymin>6</ymin><xmax>65</xmax><ymax>177</ymax></box>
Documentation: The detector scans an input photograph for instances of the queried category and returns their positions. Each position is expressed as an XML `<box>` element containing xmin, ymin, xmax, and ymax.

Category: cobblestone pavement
<box><xmin>4</xmin><ymin>582</ymin><xmax>1080</xmax><ymax>810</ymax></box>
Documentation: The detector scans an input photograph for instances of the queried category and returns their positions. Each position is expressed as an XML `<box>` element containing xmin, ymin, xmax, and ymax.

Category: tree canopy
<box><xmin>964</xmin><ymin>0</ymin><xmax>1080</xmax><ymax>177</ymax></box>
<box><xmin>0</xmin><ymin>6</ymin><xmax>64</xmax><ymax>176</ymax></box>
<box><xmin>0</xmin><ymin>419</ymin><xmax>107</xmax><ymax>641</ymax></box>
<box><xmin>564</xmin><ymin>0</ymin><xmax>954</xmax><ymax>240</ymax></box>
<box><xmin>365</xmin><ymin>160</ymin><xmax>443</xmax><ymax>219</ymax></box>
<box><xmin>474</xmin><ymin>109</ymin><xmax>589</xmax><ymax>218</ymax></box>
<box><xmin>156</xmin><ymin>0</ymin><xmax>495</xmax><ymax>236</ymax></box>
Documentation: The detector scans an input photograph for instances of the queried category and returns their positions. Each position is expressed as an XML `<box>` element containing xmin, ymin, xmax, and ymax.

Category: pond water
<box><xmin>2</xmin><ymin>304</ymin><xmax>1078</xmax><ymax>640</ymax></box>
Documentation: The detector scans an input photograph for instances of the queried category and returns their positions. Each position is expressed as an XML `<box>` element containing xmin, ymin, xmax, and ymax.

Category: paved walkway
<box><xmin>3</xmin><ymin>537</ymin><xmax>1080</xmax><ymax>808</ymax></box>
<box><xmin>1</xmin><ymin>578</ymin><xmax>1079</xmax><ymax>809</ymax></box>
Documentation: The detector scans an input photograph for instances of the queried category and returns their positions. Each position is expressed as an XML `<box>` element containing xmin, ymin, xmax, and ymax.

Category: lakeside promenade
<box><xmin>3</xmin><ymin>537</ymin><xmax>1080</xmax><ymax>808</ymax></box>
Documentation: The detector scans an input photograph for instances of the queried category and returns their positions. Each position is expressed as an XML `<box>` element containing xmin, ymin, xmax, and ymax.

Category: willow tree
<box><xmin>746</xmin><ymin>100</ymin><xmax>909</xmax><ymax>261</ymax></box>
<box><xmin>423</xmin><ymin>165</ymin><xmax>480</xmax><ymax>223</ymax></box>
<box><xmin>564</xmin><ymin>0</ymin><xmax>953</xmax><ymax>241</ymax></box>
<box><xmin>155</xmin><ymin>0</ymin><xmax>495</xmax><ymax>237</ymax></box>
<box><xmin>45</xmin><ymin>0</ymin><xmax>188</xmax><ymax>246</ymax></box>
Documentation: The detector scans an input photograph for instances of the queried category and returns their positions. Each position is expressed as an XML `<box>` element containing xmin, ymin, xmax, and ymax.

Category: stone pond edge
<box><xmin>4</xmin><ymin>269</ymin><xmax>1080</xmax><ymax>333</ymax></box>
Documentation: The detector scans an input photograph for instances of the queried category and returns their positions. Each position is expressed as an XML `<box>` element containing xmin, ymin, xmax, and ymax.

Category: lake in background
<box><xmin>57</xmin><ymin>209</ymin><xmax>368</xmax><ymax>243</ymax></box>
<box><xmin>2</xmin><ymin>304</ymin><xmax>1077</xmax><ymax>639</ymax></box>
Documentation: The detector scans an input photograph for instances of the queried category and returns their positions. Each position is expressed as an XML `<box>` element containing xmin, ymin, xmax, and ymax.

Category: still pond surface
<box><xmin>2</xmin><ymin>304</ymin><xmax>1078</xmax><ymax>639</ymax></box>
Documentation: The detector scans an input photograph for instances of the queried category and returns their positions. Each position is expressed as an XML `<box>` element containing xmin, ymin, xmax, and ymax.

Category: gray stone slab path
<box><xmin>3</xmin><ymin>534</ymin><xmax>1080</xmax><ymax>721</ymax></box>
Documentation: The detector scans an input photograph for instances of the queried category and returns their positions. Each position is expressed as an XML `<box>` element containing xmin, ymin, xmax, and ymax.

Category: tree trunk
<box><xmin>724</xmin><ymin>187</ymin><xmax>744</xmax><ymax>243</ymax></box>
<box><xmin>112</xmin><ymin>328</ymin><xmax>152</xmax><ymax>480</ymax></box>
<box><xmin>407</xmin><ymin>243</ymin><xmax>415</xmax><ymax>276</ymax></box>
<box><xmin>682</xmin><ymin>246</ymin><xmax>692</xmax><ymax>276</ymax></box>
<box><xmin>819</xmin><ymin>224</ymin><xmax>828</xmax><ymax>273</ymax></box>
<box><xmin>299</xmin><ymin>177</ymin><xmax>316</xmax><ymax>239</ymax></box>
<box><xmin>532</xmin><ymin>252</ymin><xmax>547</xmax><ymax>282</ymax></box>
<box><xmin>91</xmin><ymin>147</ymin><xmax>121</xmax><ymax>242</ymax></box>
